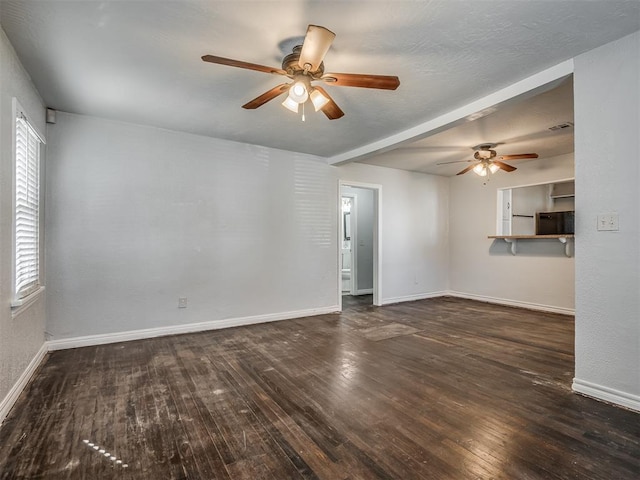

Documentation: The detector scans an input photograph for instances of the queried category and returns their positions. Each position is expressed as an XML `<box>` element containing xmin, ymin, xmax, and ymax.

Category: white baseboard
<box><xmin>380</xmin><ymin>290</ymin><xmax>574</xmax><ymax>315</ymax></box>
<box><xmin>572</xmin><ymin>378</ymin><xmax>640</xmax><ymax>412</ymax></box>
<box><xmin>446</xmin><ymin>291</ymin><xmax>574</xmax><ymax>316</ymax></box>
<box><xmin>47</xmin><ymin>305</ymin><xmax>340</xmax><ymax>351</ymax></box>
<box><xmin>381</xmin><ymin>291</ymin><xmax>448</xmax><ymax>305</ymax></box>
<box><xmin>0</xmin><ymin>342</ymin><xmax>48</xmax><ymax>426</ymax></box>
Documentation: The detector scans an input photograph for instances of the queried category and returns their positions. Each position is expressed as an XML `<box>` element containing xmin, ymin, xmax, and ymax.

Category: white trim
<box><xmin>337</xmin><ymin>188</ymin><xmax>343</xmax><ymax>305</ymax></box>
<box><xmin>379</xmin><ymin>290</ymin><xmax>574</xmax><ymax>315</ymax></box>
<box><xmin>572</xmin><ymin>378</ymin><xmax>640</xmax><ymax>413</ymax></box>
<box><xmin>496</xmin><ymin>176</ymin><xmax>576</xmax><ymax>236</ymax></box>
<box><xmin>349</xmin><ymin>194</ymin><xmax>358</xmax><ymax>296</ymax></box>
<box><xmin>12</xmin><ymin>98</ymin><xmax>46</xmax><ymax>144</ymax></box>
<box><xmin>0</xmin><ymin>342</ymin><xmax>48</xmax><ymax>426</ymax></box>
<box><xmin>373</xmin><ymin>186</ymin><xmax>382</xmax><ymax>306</ymax></box>
<box><xmin>11</xmin><ymin>286</ymin><xmax>45</xmax><ymax>318</ymax></box>
<box><xmin>47</xmin><ymin>306</ymin><xmax>339</xmax><ymax>351</ymax></box>
<box><xmin>339</xmin><ymin>181</ymin><xmax>383</xmax><ymax>307</ymax></box>
<box><xmin>327</xmin><ymin>60</ymin><xmax>574</xmax><ymax>165</ymax></box>
<box><xmin>340</xmin><ymin>193</ymin><xmax>358</xmax><ymax>296</ymax></box>
<box><xmin>382</xmin><ymin>291</ymin><xmax>449</xmax><ymax>305</ymax></box>
<box><xmin>12</xmin><ymin>98</ymin><xmax>45</xmax><ymax>307</ymax></box>
<box><xmin>447</xmin><ymin>290</ymin><xmax>574</xmax><ymax>315</ymax></box>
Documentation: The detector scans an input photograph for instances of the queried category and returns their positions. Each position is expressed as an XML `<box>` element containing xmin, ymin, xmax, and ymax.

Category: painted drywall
<box><xmin>449</xmin><ymin>153</ymin><xmax>575</xmax><ymax>313</ymax></box>
<box><xmin>573</xmin><ymin>31</ymin><xmax>640</xmax><ymax>409</ymax></box>
<box><xmin>0</xmin><ymin>28</ymin><xmax>47</xmax><ymax>410</ymax></box>
<box><xmin>337</xmin><ymin>163</ymin><xmax>449</xmax><ymax>303</ymax></box>
<box><xmin>45</xmin><ymin>113</ymin><xmax>338</xmax><ymax>339</ymax></box>
<box><xmin>341</xmin><ymin>186</ymin><xmax>374</xmax><ymax>293</ymax></box>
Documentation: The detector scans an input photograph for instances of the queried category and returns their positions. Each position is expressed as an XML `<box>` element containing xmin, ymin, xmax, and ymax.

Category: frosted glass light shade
<box><xmin>282</xmin><ymin>95</ymin><xmax>299</xmax><ymax>113</ymax></box>
<box><xmin>473</xmin><ymin>163</ymin><xmax>488</xmax><ymax>176</ymax></box>
<box><xmin>489</xmin><ymin>163</ymin><xmax>500</xmax><ymax>174</ymax></box>
<box><xmin>310</xmin><ymin>89</ymin><xmax>329</xmax><ymax>111</ymax></box>
<box><xmin>289</xmin><ymin>82</ymin><xmax>309</xmax><ymax>103</ymax></box>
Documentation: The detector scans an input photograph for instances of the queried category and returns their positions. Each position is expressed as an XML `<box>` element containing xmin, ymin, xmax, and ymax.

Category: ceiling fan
<box><xmin>437</xmin><ymin>144</ymin><xmax>539</xmax><ymax>176</ymax></box>
<box><xmin>201</xmin><ymin>25</ymin><xmax>400</xmax><ymax>120</ymax></box>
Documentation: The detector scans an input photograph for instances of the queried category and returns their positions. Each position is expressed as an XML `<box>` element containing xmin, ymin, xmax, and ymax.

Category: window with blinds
<box><xmin>13</xmin><ymin>107</ymin><xmax>44</xmax><ymax>305</ymax></box>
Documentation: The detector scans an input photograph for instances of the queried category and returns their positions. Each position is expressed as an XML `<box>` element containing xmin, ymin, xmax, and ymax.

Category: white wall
<box><xmin>449</xmin><ymin>153</ymin><xmax>575</xmax><ymax>313</ymax></box>
<box><xmin>573</xmin><ymin>31</ymin><xmax>640</xmax><ymax>410</ymax></box>
<box><xmin>337</xmin><ymin>162</ymin><xmax>449</xmax><ymax>303</ymax></box>
<box><xmin>45</xmin><ymin>113</ymin><xmax>338</xmax><ymax>340</ymax></box>
<box><xmin>5</xmin><ymin>21</ymin><xmax>637</xmax><ymax>417</ymax></box>
<box><xmin>0</xmin><ymin>29</ymin><xmax>47</xmax><ymax>416</ymax></box>
<box><xmin>341</xmin><ymin>186</ymin><xmax>374</xmax><ymax>293</ymax></box>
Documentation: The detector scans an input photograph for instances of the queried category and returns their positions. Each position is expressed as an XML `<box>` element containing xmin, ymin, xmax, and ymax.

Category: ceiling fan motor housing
<box><xmin>474</xmin><ymin>148</ymin><xmax>497</xmax><ymax>160</ymax></box>
<box><xmin>282</xmin><ymin>46</ymin><xmax>325</xmax><ymax>78</ymax></box>
<box><xmin>201</xmin><ymin>24</ymin><xmax>398</xmax><ymax>120</ymax></box>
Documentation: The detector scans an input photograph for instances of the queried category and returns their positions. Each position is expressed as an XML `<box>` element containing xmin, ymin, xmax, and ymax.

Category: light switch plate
<box><xmin>597</xmin><ymin>213</ymin><xmax>619</xmax><ymax>231</ymax></box>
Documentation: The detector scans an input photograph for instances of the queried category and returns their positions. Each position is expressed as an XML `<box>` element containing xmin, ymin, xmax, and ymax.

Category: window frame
<box><xmin>11</xmin><ymin>98</ymin><xmax>46</xmax><ymax>310</ymax></box>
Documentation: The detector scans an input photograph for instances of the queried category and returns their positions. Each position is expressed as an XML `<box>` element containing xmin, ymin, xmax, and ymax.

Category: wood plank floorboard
<box><xmin>1</xmin><ymin>296</ymin><xmax>639</xmax><ymax>479</ymax></box>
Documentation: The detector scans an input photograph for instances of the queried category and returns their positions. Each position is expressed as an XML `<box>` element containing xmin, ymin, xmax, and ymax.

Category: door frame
<box><xmin>341</xmin><ymin>193</ymin><xmax>358</xmax><ymax>295</ymax></box>
<box><xmin>338</xmin><ymin>181</ymin><xmax>382</xmax><ymax>309</ymax></box>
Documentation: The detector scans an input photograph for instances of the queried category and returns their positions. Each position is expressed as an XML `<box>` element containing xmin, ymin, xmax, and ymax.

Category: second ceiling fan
<box><xmin>202</xmin><ymin>25</ymin><xmax>400</xmax><ymax>120</ymax></box>
<box><xmin>438</xmin><ymin>144</ymin><xmax>539</xmax><ymax>176</ymax></box>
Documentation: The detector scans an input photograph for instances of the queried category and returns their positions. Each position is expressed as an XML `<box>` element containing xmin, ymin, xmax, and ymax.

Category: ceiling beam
<box><xmin>327</xmin><ymin>59</ymin><xmax>574</xmax><ymax>166</ymax></box>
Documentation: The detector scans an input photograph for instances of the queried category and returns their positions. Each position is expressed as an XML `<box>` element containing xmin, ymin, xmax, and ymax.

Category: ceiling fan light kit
<box><xmin>473</xmin><ymin>162</ymin><xmax>500</xmax><ymax>176</ymax></box>
<box><xmin>202</xmin><ymin>24</ymin><xmax>400</xmax><ymax>121</ymax></box>
<box><xmin>436</xmin><ymin>143</ymin><xmax>539</xmax><ymax>178</ymax></box>
<box><xmin>288</xmin><ymin>79</ymin><xmax>310</xmax><ymax>103</ymax></box>
<box><xmin>282</xmin><ymin>95</ymin><xmax>300</xmax><ymax>113</ymax></box>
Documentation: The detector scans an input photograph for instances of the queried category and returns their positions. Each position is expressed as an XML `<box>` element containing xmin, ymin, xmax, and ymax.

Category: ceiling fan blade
<box><xmin>493</xmin><ymin>160</ymin><xmax>517</xmax><ymax>172</ymax></box>
<box><xmin>436</xmin><ymin>159</ymin><xmax>474</xmax><ymax>166</ymax></box>
<box><xmin>499</xmin><ymin>153</ymin><xmax>539</xmax><ymax>161</ymax></box>
<box><xmin>321</xmin><ymin>72</ymin><xmax>400</xmax><ymax>90</ymax></box>
<box><xmin>456</xmin><ymin>164</ymin><xmax>478</xmax><ymax>175</ymax></box>
<box><xmin>242</xmin><ymin>84</ymin><xmax>290</xmax><ymax>109</ymax></box>
<box><xmin>202</xmin><ymin>55</ymin><xmax>286</xmax><ymax>76</ymax></box>
<box><xmin>298</xmin><ymin>25</ymin><xmax>336</xmax><ymax>72</ymax></box>
<box><xmin>314</xmin><ymin>86</ymin><xmax>344</xmax><ymax>119</ymax></box>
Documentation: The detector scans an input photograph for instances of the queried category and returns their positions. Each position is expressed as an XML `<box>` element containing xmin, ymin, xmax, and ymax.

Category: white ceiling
<box><xmin>1</xmin><ymin>1</ymin><xmax>638</xmax><ymax>169</ymax></box>
<box><xmin>360</xmin><ymin>76</ymin><xmax>575</xmax><ymax>175</ymax></box>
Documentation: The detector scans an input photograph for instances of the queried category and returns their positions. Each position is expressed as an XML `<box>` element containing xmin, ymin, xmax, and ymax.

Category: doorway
<box><xmin>339</xmin><ymin>181</ymin><xmax>382</xmax><ymax>309</ymax></box>
<box><xmin>341</xmin><ymin>194</ymin><xmax>356</xmax><ymax>295</ymax></box>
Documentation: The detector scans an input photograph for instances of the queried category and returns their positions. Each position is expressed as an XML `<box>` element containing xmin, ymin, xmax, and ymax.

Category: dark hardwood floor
<box><xmin>1</xmin><ymin>297</ymin><xmax>638</xmax><ymax>479</ymax></box>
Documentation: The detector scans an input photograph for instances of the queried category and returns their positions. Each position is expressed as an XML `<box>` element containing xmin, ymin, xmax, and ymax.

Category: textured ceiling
<box><xmin>1</xmin><ymin>1</ymin><xmax>638</xmax><ymax>164</ymax></box>
<box><xmin>360</xmin><ymin>76</ymin><xmax>575</xmax><ymax>175</ymax></box>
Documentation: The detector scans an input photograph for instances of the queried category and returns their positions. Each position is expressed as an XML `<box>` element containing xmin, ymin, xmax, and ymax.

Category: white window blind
<box><xmin>14</xmin><ymin>112</ymin><xmax>42</xmax><ymax>303</ymax></box>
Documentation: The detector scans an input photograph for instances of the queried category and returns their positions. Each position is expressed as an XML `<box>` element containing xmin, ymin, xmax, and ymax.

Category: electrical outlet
<box><xmin>178</xmin><ymin>297</ymin><xmax>187</xmax><ymax>308</ymax></box>
<box><xmin>597</xmin><ymin>213</ymin><xmax>619</xmax><ymax>231</ymax></box>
